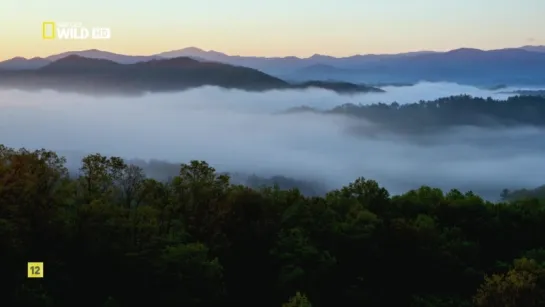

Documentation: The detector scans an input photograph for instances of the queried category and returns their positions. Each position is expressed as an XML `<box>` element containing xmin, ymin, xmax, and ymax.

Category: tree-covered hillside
<box><xmin>287</xmin><ymin>95</ymin><xmax>545</xmax><ymax>134</ymax></box>
<box><xmin>2</xmin><ymin>145</ymin><xmax>545</xmax><ymax>306</ymax></box>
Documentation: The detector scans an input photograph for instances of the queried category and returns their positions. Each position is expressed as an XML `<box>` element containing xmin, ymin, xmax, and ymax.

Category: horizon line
<box><xmin>3</xmin><ymin>44</ymin><xmax>545</xmax><ymax>62</ymax></box>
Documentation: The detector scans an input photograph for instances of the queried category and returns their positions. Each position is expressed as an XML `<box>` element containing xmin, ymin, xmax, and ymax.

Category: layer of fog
<box><xmin>1</xmin><ymin>81</ymin><xmax>544</xmax><ymax>200</ymax></box>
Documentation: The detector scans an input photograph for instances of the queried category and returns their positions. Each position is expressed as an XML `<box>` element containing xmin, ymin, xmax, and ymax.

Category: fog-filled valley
<box><xmin>8</xmin><ymin>0</ymin><xmax>545</xmax><ymax>303</ymax></box>
<box><xmin>1</xmin><ymin>81</ymin><xmax>544</xmax><ymax>201</ymax></box>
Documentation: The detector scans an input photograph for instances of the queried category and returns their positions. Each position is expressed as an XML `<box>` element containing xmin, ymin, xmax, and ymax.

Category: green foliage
<box><xmin>473</xmin><ymin>258</ymin><xmax>545</xmax><ymax>307</ymax></box>
<box><xmin>411</xmin><ymin>295</ymin><xmax>471</xmax><ymax>307</ymax></box>
<box><xmin>2</xmin><ymin>144</ymin><xmax>545</xmax><ymax>306</ymax></box>
<box><xmin>293</xmin><ymin>94</ymin><xmax>545</xmax><ymax>134</ymax></box>
<box><xmin>282</xmin><ymin>292</ymin><xmax>312</xmax><ymax>307</ymax></box>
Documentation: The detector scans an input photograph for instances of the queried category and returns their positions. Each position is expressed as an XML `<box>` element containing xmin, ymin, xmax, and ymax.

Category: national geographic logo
<box><xmin>42</xmin><ymin>21</ymin><xmax>111</xmax><ymax>40</ymax></box>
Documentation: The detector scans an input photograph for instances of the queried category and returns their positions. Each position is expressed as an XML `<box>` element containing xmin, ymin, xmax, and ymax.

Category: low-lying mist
<box><xmin>1</xmin><ymin>81</ymin><xmax>544</xmax><ymax>200</ymax></box>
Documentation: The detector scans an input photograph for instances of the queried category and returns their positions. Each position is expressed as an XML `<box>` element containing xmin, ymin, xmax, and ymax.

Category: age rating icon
<box><xmin>27</xmin><ymin>262</ymin><xmax>44</xmax><ymax>278</ymax></box>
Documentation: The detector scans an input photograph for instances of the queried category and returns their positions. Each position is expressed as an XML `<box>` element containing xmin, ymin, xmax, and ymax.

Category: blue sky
<box><xmin>1</xmin><ymin>0</ymin><xmax>544</xmax><ymax>59</ymax></box>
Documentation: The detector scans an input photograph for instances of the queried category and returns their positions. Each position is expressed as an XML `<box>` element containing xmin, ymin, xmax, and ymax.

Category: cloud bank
<box><xmin>0</xmin><ymin>82</ymin><xmax>544</xmax><ymax>200</ymax></box>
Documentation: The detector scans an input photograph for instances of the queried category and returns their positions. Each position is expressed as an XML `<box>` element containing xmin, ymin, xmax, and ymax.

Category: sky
<box><xmin>1</xmin><ymin>0</ymin><xmax>545</xmax><ymax>60</ymax></box>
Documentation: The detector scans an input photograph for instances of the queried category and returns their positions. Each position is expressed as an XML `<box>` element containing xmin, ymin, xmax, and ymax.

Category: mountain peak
<box><xmin>180</xmin><ymin>47</ymin><xmax>205</xmax><ymax>53</ymax></box>
<box><xmin>9</xmin><ymin>56</ymin><xmax>27</xmax><ymax>61</ymax></box>
<box><xmin>519</xmin><ymin>45</ymin><xmax>545</xmax><ymax>52</ymax></box>
<box><xmin>64</xmin><ymin>49</ymin><xmax>104</xmax><ymax>54</ymax></box>
<box><xmin>448</xmin><ymin>48</ymin><xmax>484</xmax><ymax>54</ymax></box>
<box><xmin>41</xmin><ymin>55</ymin><xmax>121</xmax><ymax>71</ymax></box>
<box><xmin>57</xmin><ymin>54</ymin><xmax>91</xmax><ymax>61</ymax></box>
<box><xmin>309</xmin><ymin>54</ymin><xmax>334</xmax><ymax>59</ymax></box>
<box><xmin>155</xmin><ymin>47</ymin><xmax>228</xmax><ymax>60</ymax></box>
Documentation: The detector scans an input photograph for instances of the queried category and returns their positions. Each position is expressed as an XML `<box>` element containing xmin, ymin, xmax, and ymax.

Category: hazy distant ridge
<box><xmin>2</xmin><ymin>46</ymin><xmax>545</xmax><ymax>86</ymax></box>
<box><xmin>0</xmin><ymin>55</ymin><xmax>384</xmax><ymax>94</ymax></box>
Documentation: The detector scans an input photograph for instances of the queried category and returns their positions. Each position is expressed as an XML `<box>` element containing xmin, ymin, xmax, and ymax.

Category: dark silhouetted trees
<box><xmin>1</xmin><ymin>144</ymin><xmax>545</xmax><ymax>306</ymax></box>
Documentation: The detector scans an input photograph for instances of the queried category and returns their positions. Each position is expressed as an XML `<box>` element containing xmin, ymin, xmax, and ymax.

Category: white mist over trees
<box><xmin>0</xmin><ymin>82</ymin><xmax>544</xmax><ymax>200</ymax></box>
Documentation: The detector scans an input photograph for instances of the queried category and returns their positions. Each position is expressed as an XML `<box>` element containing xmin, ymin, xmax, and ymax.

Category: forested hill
<box><xmin>502</xmin><ymin>185</ymin><xmax>545</xmax><ymax>201</ymax></box>
<box><xmin>0</xmin><ymin>55</ymin><xmax>383</xmax><ymax>95</ymax></box>
<box><xmin>2</xmin><ymin>145</ymin><xmax>545</xmax><ymax>307</ymax></box>
<box><xmin>122</xmin><ymin>158</ymin><xmax>328</xmax><ymax>197</ymax></box>
<box><xmin>292</xmin><ymin>80</ymin><xmax>385</xmax><ymax>94</ymax></box>
<box><xmin>286</xmin><ymin>94</ymin><xmax>545</xmax><ymax>133</ymax></box>
<box><xmin>0</xmin><ymin>55</ymin><xmax>287</xmax><ymax>94</ymax></box>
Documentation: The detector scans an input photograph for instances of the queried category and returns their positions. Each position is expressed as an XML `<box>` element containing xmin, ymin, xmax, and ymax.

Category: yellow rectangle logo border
<box><xmin>42</xmin><ymin>22</ymin><xmax>56</xmax><ymax>39</ymax></box>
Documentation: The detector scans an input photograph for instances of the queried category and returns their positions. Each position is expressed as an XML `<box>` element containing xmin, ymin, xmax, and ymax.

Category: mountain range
<box><xmin>0</xmin><ymin>55</ymin><xmax>385</xmax><ymax>95</ymax></box>
<box><xmin>2</xmin><ymin>45</ymin><xmax>545</xmax><ymax>87</ymax></box>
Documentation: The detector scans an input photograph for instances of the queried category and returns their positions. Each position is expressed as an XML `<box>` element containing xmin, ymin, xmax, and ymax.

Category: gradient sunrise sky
<box><xmin>1</xmin><ymin>0</ymin><xmax>544</xmax><ymax>60</ymax></box>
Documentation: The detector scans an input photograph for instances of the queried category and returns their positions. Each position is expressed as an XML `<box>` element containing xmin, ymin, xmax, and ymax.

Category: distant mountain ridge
<box><xmin>0</xmin><ymin>55</ymin><xmax>383</xmax><ymax>95</ymax></box>
<box><xmin>519</xmin><ymin>45</ymin><xmax>545</xmax><ymax>53</ymax></box>
<box><xmin>2</xmin><ymin>45</ymin><xmax>545</xmax><ymax>86</ymax></box>
<box><xmin>2</xmin><ymin>45</ymin><xmax>543</xmax><ymax>70</ymax></box>
<box><xmin>0</xmin><ymin>55</ymin><xmax>288</xmax><ymax>94</ymax></box>
<box><xmin>45</xmin><ymin>49</ymin><xmax>164</xmax><ymax>64</ymax></box>
<box><xmin>0</xmin><ymin>57</ymin><xmax>50</xmax><ymax>70</ymax></box>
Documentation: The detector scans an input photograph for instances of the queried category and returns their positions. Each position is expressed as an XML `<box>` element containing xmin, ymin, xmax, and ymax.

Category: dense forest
<box><xmin>2</xmin><ymin>145</ymin><xmax>545</xmax><ymax>306</ymax></box>
<box><xmin>286</xmin><ymin>95</ymin><xmax>545</xmax><ymax>134</ymax></box>
<box><xmin>106</xmin><ymin>159</ymin><xmax>328</xmax><ymax>197</ymax></box>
